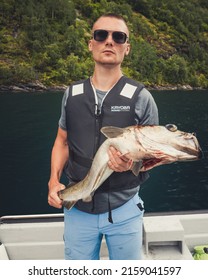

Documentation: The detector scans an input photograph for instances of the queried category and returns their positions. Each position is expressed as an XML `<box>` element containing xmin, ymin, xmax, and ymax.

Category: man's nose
<box><xmin>105</xmin><ymin>34</ymin><xmax>114</xmax><ymax>44</ymax></box>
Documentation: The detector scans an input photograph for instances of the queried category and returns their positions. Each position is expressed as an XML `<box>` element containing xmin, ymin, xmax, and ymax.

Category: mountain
<box><xmin>0</xmin><ymin>0</ymin><xmax>208</xmax><ymax>89</ymax></box>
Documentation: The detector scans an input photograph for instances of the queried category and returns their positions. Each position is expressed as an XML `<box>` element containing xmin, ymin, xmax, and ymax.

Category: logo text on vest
<box><xmin>111</xmin><ymin>105</ymin><xmax>131</xmax><ymax>112</ymax></box>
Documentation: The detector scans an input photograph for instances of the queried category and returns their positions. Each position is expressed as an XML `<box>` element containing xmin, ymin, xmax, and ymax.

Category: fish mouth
<box><xmin>179</xmin><ymin>146</ymin><xmax>204</xmax><ymax>159</ymax></box>
<box><xmin>140</xmin><ymin>150</ymin><xmax>202</xmax><ymax>171</ymax></box>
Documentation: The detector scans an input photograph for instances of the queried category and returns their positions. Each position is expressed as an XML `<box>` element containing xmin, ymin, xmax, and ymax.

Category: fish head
<box><xmin>135</xmin><ymin>124</ymin><xmax>203</xmax><ymax>171</ymax></box>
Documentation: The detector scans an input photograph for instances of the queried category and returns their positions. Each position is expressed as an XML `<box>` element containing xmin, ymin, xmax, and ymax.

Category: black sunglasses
<box><xmin>93</xmin><ymin>29</ymin><xmax>128</xmax><ymax>44</ymax></box>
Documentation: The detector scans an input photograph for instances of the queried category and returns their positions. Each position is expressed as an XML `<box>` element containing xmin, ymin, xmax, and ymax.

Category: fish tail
<box><xmin>62</xmin><ymin>200</ymin><xmax>76</xmax><ymax>210</ymax></box>
<box><xmin>58</xmin><ymin>188</ymin><xmax>77</xmax><ymax>210</ymax></box>
<box><xmin>58</xmin><ymin>189</ymin><xmax>64</xmax><ymax>199</ymax></box>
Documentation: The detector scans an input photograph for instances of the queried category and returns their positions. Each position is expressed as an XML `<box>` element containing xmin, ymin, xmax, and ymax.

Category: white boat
<box><xmin>0</xmin><ymin>211</ymin><xmax>208</xmax><ymax>260</ymax></box>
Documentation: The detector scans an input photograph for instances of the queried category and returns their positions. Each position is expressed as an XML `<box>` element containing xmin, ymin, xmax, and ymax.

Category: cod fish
<box><xmin>59</xmin><ymin>124</ymin><xmax>202</xmax><ymax>209</ymax></box>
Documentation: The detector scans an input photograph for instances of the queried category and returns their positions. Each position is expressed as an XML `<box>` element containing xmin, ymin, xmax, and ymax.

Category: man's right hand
<box><xmin>48</xmin><ymin>182</ymin><xmax>66</xmax><ymax>209</ymax></box>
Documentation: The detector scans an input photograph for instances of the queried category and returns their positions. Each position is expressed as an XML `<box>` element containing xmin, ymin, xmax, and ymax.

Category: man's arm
<box><xmin>48</xmin><ymin>127</ymin><xmax>69</xmax><ymax>209</ymax></box>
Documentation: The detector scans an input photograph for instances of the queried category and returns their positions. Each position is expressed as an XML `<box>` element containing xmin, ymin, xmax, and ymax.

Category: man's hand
<box><xmin>108</xmin><ymin>146</ymin><xmax>133</xmax><ymax>172</ymax></box>
<box><xmin>48</xmin><ymin>181</ymin><xmax>65</xmax><ymax>209</ymax></box>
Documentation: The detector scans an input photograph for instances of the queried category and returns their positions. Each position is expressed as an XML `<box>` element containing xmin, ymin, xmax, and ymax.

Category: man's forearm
<box><xmin>48</xmin><ymin>130</ymin><xmax>69</xmax><ymax>209</ymax></box>
<box><xmin>49</xmin><ymin>139</ymin><xmax>69</xmax><ymax>184</ymax></box>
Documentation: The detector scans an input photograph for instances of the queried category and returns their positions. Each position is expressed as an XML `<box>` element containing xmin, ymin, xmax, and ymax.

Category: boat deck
<box><xmin>0</xmin><ymin>211</ymin><xmax>208</xmax><ymax>260</ymax></box>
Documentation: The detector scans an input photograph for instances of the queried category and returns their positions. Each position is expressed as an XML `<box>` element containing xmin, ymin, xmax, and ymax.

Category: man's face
<box><xmin>88</xmin><ymin>17</ymin><xmax>130</xmax><ymax>67</ymax></box>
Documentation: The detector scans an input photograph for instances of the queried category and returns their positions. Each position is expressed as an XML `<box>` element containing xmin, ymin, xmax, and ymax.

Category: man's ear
<box><xmin>125</xmin><ymin>43</ymin><xmax>130</xmax><ymax>56</ymax></box>
<box><xmin>88</xmin><ymin>40</ymin><xmax>93</xmax><ymax>52</ymax></box>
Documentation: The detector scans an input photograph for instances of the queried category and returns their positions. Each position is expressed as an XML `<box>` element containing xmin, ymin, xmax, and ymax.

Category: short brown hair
<box><xmin>93</xmin><ymin>13</ymin><xmax>129</xmax><ymax>32</ymax></box>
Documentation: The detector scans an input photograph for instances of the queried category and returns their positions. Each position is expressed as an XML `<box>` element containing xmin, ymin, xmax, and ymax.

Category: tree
<box><xmin>162</xmin><ymin>55</ymin><xmax>189</xmax><ymax>84</ymax></box>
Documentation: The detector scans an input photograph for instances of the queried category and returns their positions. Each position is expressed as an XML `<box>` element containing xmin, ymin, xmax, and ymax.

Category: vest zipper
<box><xmin>94</xmin><ymin>104</ymin><xmax>102</xmax><ymax>155</ymax></box>
<box><xmin>91</xmin><ymin>79</ymin><xmax>118</xmax><ymax>155</ymax></box>
<box><xmin>91</xmin><ymin>83</ymin><xmax>102</xmax><ymax>155</ymax></box>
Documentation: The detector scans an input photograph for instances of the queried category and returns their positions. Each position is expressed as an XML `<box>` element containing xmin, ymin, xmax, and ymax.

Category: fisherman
<box><xmin>48</xmin><ymin>13</ymin><xmax>159</xmax><ymax>260</ymax></box>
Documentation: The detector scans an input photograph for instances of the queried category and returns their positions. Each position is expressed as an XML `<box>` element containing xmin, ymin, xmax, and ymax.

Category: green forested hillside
<box><xmin>0</xmin><ymin>0</ymin><xmax>208</xmax><ymax>88</ymax></box>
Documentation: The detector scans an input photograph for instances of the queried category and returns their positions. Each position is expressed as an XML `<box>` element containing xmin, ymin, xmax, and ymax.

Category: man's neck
<box><xmin>91</xmin><ymin>65</ymin><xmax>123</xmax><ymax>91</ymax></box>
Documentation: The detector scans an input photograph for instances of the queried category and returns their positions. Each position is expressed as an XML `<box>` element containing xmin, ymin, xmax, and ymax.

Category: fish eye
<box><xmin>165</xmin><ymin>124</ymin><xmax>178</xmax><ymax>132</ymax></box>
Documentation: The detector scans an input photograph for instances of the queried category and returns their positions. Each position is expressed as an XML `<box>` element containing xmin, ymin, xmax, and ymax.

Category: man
<box><xmin>48</xmin><ymin>13</ymin><xmax>159</xmax><ymax>260</ymax></box>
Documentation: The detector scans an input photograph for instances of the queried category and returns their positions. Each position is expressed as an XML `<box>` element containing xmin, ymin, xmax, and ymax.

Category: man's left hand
<box><xmin>108</xmin><ymin>146</ymin><xmax>133</xmax><ymax>172</ymax></box>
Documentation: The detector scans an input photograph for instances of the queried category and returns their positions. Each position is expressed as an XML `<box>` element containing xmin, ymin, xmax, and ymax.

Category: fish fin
<box><xmin>62</xmin><ymin>200</ymin><xmax>76</xmax><ymax>210</ymax></box>
<box><xmin>101</xmin><ymin>126</ymin><xmax>125</xmax><ymax>138</ymax></box>
<box><xmin>132</xmin><ymin>161</ymin><xmax>143</xmax><ymax>176</ymax></box>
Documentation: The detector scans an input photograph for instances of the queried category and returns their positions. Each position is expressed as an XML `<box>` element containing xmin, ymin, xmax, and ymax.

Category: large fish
<box><xmin>59</xmin><ymin>124</ymin><xmax>202</xmax><ymax>209</ymax></box>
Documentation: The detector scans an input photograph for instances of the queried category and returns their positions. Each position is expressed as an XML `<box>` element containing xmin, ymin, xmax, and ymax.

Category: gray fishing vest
<box><xmin>64</xmin><ymin>76</ymin><xmax>149</xmax><ymax>213</ymax></box>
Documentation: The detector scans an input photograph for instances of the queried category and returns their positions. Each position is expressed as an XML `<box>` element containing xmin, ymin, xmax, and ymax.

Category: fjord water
<box><xmin>0</xmin><ymin>90</ymin><xmax>208</xmax><ymax>216</ymax></box>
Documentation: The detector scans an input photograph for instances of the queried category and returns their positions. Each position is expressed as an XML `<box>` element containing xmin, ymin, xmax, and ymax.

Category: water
<box><xmin>0</xmin><ymin>90</ymin><xmax>208</xmax><ymax>216</ymax></box>
<box><xmin>141</xmin><ymin>90</ymin><xmax>208</xmax><ymax>212</ymax></box>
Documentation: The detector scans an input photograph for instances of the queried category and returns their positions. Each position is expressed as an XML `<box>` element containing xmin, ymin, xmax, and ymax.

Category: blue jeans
<box><xmin>64</xmin><ymin>194</ymin><xmax>144</xmax><ymax>260</ymax></box>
